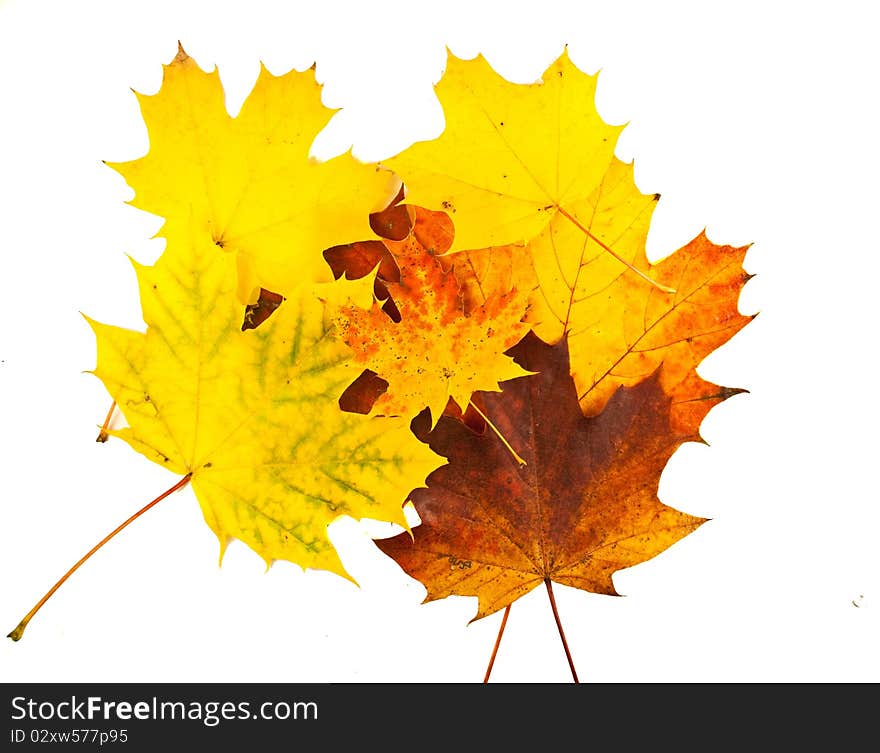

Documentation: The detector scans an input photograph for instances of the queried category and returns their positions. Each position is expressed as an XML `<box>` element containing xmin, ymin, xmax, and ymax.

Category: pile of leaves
<box><xmin>9</xmin><ymin>45</ymin><xmax>753</xmax><ymax>680</ymax></box>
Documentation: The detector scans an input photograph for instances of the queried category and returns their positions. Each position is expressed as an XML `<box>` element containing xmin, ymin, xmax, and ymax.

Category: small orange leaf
<box><xmin>333</xmin><ymin>210</ymin><xmax>532</xmax><ymax>425</ymax></box>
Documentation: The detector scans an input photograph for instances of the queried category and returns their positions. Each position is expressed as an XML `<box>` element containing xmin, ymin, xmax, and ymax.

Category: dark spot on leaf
<box><xmin>242</xmin><ymin>288</ymin><xmax>285</xmax><ymax>331</ymax></box>
<box><xmin>339</xmin><ymin>369</ymin><xmax>389</xmax><ymax>414</ymax></box>
<box><xmin>369</xmin><ymin>186</ymin><xmax>412</xmax><ymax>240</ymax></box>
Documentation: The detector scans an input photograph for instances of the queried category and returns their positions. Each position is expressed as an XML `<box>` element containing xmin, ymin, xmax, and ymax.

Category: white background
<box><xmin>1</xmin><ymin>0</ymin><xmax>878</xmax><ymax>683</ymax></box>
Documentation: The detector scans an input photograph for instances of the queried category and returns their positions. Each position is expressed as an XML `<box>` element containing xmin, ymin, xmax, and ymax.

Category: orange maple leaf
<box><xmin>332</xmin><ymin>209</ymin><xmax>532</xmax><ymax>426</ymax></box>
<box><xmin>450</xmin><ymin>158</ymin><xmax>754</xmax><ymax>419</ymax></box>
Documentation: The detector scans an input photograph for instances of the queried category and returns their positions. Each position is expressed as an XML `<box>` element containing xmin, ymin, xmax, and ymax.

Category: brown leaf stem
<box><xmin>483</xmin><ymin>604</ymin><xmax>511</xmax><ymax>683</ymax></box>
<box><xmin>557</xmin><ymin>206</ymin><xmax>676</xmax><ymax>294</ymax></box>
<box><xmin>95</xmin><ymin>400</ymin><xmax>117</xmax><ymax>443</ymax></box>
<box><xmin>7</xmin><ymin>473</ymin><xmax>192</xmax><ymax>641</ymax></box>
<box><xmin>545</xmin><ymin>578</ymin><xmax>579</xmax><ymax>683</ymax></box>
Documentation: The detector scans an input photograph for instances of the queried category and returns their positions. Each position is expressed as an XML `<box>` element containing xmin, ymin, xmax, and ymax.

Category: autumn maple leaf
<box><xmin>331</xmin><ymin>208</ymin><xmax>532</xmax><ymax>426</ymax></box>
<box><xmin>382</xmin><ymin>49</ymin><xmax>618</xmax><ymax>251</ymax></box>
<box><xmin>108</xmin><ymin>44</ymin><xmax>399</xmax><ymax>304</ymax></box>
<box><xmin>566</xmin><ymin>230</ymin><xmax>753</xmax><ymax>418</ymax></box>
<box><xmin>380</xmin><ymin>48</ymin><xmax>668</xmax><ymax>294</ymax></box>
<box><xmin>376</xmin><ymin>332</ymin><xmax>736</xmax><ymax>621</ymax></box>
<box><xmin>86</xmin><ymin>218</ymin><xmax>442</xmax><ymax>578</ymax></box>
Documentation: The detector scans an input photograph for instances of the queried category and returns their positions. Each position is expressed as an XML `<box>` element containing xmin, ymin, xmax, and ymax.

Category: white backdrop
<box><xmin>1</xmin><ymin>0</ymin><xmax>878</xmax><ymax>683</ymax></box>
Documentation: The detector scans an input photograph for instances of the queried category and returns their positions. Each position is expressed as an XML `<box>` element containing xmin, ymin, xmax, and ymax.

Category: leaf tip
<box><xmin>330</xmin><ymin>563</ymin><xmax>360</xmax><ymax>587</ymax></box>
<box><xmin>720</xmin><ymin>385</ymin><xmax>749</xmax><ymax>400</ymax></box>
<box><xmin>173</xmin><ymin>41</ymin><xmax>189</xmax><ymax>64</ymax></box>
<box><xmin>256</xmin><ymin>58</ymin><xmax>271</xmax><ymax>77</ymax></box>
<box><xmin>216</xmin><ymin>535</ymin><xmax>232</xmax><ymax>567</ymax></box>
<box><xmin>80</xmin><ymin>311</ymin><xmax>99</xmax><ymax>331</ymax></box>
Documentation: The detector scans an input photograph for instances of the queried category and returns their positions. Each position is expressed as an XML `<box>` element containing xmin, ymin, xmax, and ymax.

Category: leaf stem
<box><xmin>7</xmin><ymin>473</ymin><xmax>192</xmax><ymax>642</ymax></box>
<box><xmin>468</xmin><ymin>400</ymin><xmax>526</xmax><ymax>466</ymax></box>
<box><xmin>556</xmin><ymin>206</ymin><xmax>676</xmax><ymax>294</ymax></box>
<box><xmin>544</xmin><ymin>578</ymin><xmax>579</xmax><ymax>683</ymax></box>
<box><xmin>483</xmin><ymin>604</ymin><xmax>511</xmax><ymax>683</ymax></box>
<box><xmin>95</xmin><ymin>400</ymin><xmax>117</xmax><ymax>443</ymax></box>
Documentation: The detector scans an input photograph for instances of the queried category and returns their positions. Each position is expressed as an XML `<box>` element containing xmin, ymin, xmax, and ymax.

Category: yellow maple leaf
<box><xmin>381</xmin><ymin>48</ymin><xmax>628</xmax><ymax>261</ymax></box>
<box><xmin>108</xmin><ymin>45</ymin><xmax>399</xmax><ymax>304</ymax></box>
<box><xmin>86</xmin><ymin>219</ymin><xmax>443</xmax><ymax>578</ymax></box>
<box><xmin>522</xmin><ymin>157</ymin><xmax>658</xmax><ymax>346</ymax></box>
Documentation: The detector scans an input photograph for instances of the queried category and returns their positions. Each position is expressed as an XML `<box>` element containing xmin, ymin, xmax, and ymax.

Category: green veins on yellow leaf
<box><xmin>87</xmin><ymin>219</ymin><xmax>444</xmax><ymax>579</ymax></box>
<box><xmin>108</xmin><ymin>44</ymin><xmax>400</xmax><ymax>305</ymax></box>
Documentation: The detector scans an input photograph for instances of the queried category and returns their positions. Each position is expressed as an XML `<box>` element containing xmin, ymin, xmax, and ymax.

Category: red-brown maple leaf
<box><xmin>377</xmin><ymin>332</ymin><xmax>739</xmax><ymax>620</ymax></box>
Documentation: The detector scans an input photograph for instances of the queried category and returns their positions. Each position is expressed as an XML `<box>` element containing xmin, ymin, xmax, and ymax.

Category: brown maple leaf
<box><xmin>376</xmin><ymin>332</ymin><xmax>738</xmax><ymax>621</ymax></box>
